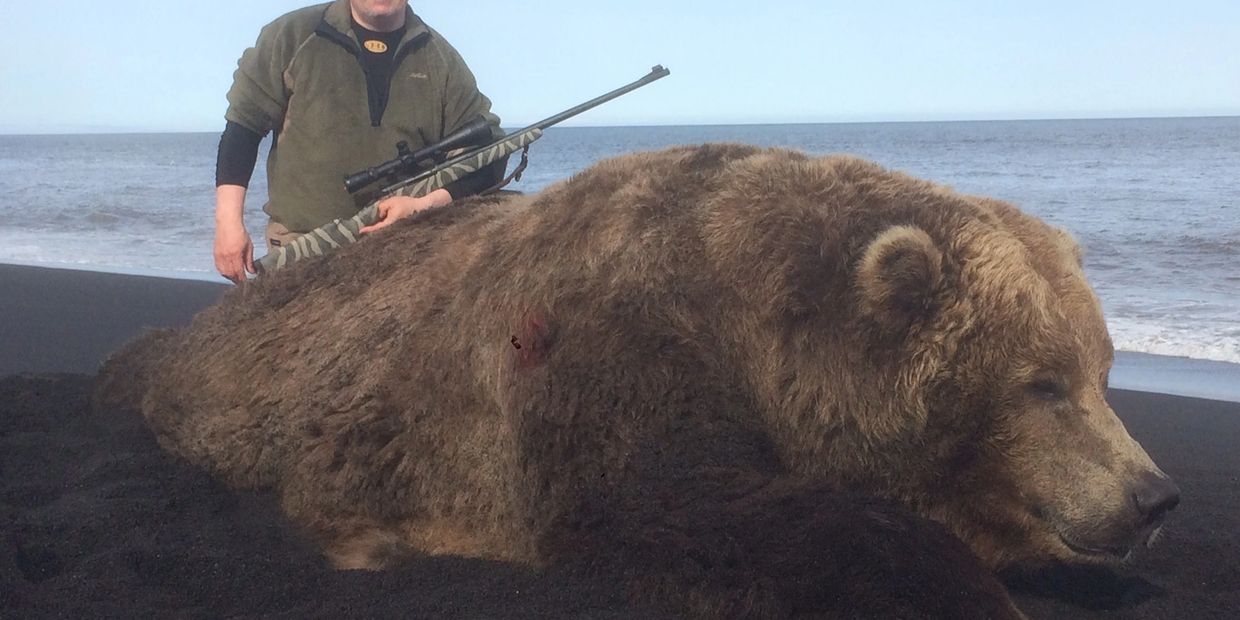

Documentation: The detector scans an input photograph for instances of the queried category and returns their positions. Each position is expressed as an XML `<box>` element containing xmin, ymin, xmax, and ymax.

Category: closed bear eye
<box><xmin>1028</xmin><ymin>378</ymin><xmax>1068</xmax><ymax>401</ymax></box>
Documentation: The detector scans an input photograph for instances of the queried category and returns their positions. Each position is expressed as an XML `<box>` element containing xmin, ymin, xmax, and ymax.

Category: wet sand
<box><xmin>2</xmin><ymin>263</ymin><xmax>1237</xmax><ymax>618</ymax></box>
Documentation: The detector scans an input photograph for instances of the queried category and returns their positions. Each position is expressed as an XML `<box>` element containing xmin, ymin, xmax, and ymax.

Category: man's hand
<box><xmin>214</xmin><ymin>184</ymin><xmax>255</xmax><ymax>284</ymax></box>
<box><xmin>214</xmin><ymin>220</ymin><xmax>255</xmax><ymax>284</ymax></box>
<box><xmin>359</xmin><ymin>188</ymin><xmax>453</xmax><ymax>234</ymax></box>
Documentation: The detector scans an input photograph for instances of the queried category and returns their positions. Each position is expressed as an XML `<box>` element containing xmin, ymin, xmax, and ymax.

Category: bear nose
<box><xmin>1132</xmin><ymin>473</ymin><xmax>1180</xmax><ymax>525</ymax></box>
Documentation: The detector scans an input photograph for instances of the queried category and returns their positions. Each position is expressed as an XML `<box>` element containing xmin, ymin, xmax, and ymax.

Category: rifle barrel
<box><xmin>522</xmin><ymin>65</ymin><xmax>670</xmax><ymax>133</ymax></box>
<box><xmin>375</xmin><ymin>66</ymin><xmax>671</xmax><ymax>198</ymax></box>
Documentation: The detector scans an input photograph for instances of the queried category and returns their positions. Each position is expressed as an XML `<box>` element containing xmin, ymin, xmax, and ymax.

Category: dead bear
<box><xmin>98</xmin><ymin>144</ymin><xmax>1178</xmax><ymax>618</ymax></box>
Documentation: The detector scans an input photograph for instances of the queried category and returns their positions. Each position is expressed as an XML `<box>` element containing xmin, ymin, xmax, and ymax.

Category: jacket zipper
<box><xmin>315</xmin><ymin>23</ymin><xmax>428</xmax><ymax>127</ymax></box>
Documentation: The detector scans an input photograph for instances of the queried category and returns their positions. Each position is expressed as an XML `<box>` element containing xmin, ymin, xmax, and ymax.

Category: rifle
<box><xmin>255</xmin><ymin>65</ymin><xmax>671</xmax><ymax>273</ymax></box>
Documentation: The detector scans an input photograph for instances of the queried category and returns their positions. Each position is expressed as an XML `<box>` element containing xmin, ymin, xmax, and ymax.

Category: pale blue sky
<box><xmin>1</xmin><ymin>1</ymin><xmax>1237</xmax><ymax>133</ymax></box>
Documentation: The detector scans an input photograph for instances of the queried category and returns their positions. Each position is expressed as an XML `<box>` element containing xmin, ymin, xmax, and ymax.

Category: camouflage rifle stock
<box><xmin>254</xmin><ymin>129</ymin><xmax>543</xmax><ymax>272</ymax></box>
<box><xmin>255</xmin><ymin>65</ymin><xmax>671</xmax><ymax>274</ymax></box>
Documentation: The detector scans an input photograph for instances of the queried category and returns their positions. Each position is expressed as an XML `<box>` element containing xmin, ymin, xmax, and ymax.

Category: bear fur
<box><xmin>98</xmin><ymin>144</ymin><xmax>1177</xmax><ymax>618</ymax></box>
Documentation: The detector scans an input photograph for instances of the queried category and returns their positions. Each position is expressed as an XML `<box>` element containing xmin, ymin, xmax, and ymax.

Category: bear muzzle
<box><xmin>1052</xmin><ymin>471</ymin><xmax>1181</xmax><ymax>561</ymax></box>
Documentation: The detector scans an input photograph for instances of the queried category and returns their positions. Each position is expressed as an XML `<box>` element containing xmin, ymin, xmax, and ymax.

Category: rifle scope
<box><xmin>343</xmin><ymin>117</ymin><xmax>495</xmax><ymax>194</ymax></box>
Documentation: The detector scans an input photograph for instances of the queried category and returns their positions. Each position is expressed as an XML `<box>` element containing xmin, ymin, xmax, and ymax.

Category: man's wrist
<box><xmin>215</xmin><ymin>185</ymin><xmax>248</xmax><ymax>228</ymax></box>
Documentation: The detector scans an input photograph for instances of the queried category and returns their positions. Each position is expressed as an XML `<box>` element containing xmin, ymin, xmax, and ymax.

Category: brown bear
<box><xmin>98</xmin><ymin>144</ymin><xmax>1178</xmax><ymax>618</ymax></box>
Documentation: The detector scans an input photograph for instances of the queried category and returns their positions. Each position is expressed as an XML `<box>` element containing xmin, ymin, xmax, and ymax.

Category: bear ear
<box><xmin>856</xmin><ymin>225</ymin><xmax>943</xmax><ymax>333</ymax></box>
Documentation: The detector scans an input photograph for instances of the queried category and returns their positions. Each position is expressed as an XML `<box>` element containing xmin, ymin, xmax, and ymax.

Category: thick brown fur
<box><xmin>98</xmin><ymin>144</ymin><xmax>1176</xmax><ymax>618</ymax></box>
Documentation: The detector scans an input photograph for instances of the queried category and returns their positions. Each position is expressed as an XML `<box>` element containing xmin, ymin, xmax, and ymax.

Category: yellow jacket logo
<box><xmin>363</xmin><ymin>40</ymin><xmax>388</xmax><ymax>53</ymax></box>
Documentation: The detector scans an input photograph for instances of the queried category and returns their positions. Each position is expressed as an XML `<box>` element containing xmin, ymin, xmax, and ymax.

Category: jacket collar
<box><xmin>317</xmin><ymin>0</ymin><xmax>430</xmax><ymax>53</ymax></box>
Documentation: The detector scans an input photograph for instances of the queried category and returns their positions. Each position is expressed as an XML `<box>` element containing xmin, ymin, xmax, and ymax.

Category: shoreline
<box><xmin>3</xmin><ymin>260</ymin><xmax>1237</xmax><ymax>404</ymax></box>
<box><xmin>0</xmin><ymin>257</ymin><xmax>232</xmax><ymax>284</ymax></box>
<box><xmin>1111</xmin><ymin>351</ymin><xmax>1240</xmax><ymax>404</ymax></box>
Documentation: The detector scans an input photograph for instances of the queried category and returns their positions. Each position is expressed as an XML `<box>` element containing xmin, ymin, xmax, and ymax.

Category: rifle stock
<box><xmin>255</xmin><ymin>129</ymin><xmax>543</xmax><ymax>272</ymax></box>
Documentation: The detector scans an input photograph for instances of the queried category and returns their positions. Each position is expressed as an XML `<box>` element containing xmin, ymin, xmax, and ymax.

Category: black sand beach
<box><xmin>0</xmin><ymin>264</ymin><xmax>225</xmax><ymax>377</ymax></box>
<box><xmin>2</xmin><ymin>263</ymin><xmax>1237</xmax><ymax>618</ymax></box>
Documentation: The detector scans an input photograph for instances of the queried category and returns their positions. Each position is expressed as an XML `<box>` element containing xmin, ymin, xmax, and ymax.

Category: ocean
<box><xmin>1</xmin><ymin>117</ymin><xmax>1237</xmax><ymax>366</ymax></box>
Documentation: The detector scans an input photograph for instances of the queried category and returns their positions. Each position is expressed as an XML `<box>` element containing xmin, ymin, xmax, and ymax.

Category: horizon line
<box><xmin>2</xmin><ymin>113</ymin><xmax>1237</xmax><ymax>137</ymax></box>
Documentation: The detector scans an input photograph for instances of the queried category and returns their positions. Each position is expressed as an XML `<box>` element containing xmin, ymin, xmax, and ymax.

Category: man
<box><xmin>214</xmin><ymin>0</ymin><xmax>504</xmax><ymax>283</ymax></box>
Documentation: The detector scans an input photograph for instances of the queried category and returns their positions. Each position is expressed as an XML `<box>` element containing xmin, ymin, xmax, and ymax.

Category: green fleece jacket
<box><xmin>225</xmin><ymin>0</ymin><xmax>502</xmax><ymax>233</ymax></box>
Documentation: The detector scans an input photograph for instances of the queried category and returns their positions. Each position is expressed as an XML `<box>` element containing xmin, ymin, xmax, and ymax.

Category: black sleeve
<box><xmin>442</xmin><ymin>154</ymin><xmax>509</xmax><ymax>200</ymax></box>
<box><xmin>215</xmin><ymin>121</ymin><xmax>265</xmax><ymax>188</ymax></box>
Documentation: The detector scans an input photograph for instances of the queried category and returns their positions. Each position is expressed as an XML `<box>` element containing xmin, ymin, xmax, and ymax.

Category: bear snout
<box><xmin>1036</xmin><ymin>466</ymin><xmax>1180</xmax><ymax>560</ymax></box>
<box><xmin>1130</xmin><ymin>472</ymin><xmax>1181</xmax><ymax>527</ymax></box>
<box><xmin>1055</xmin><ymin>471</ymin><xmax>1181</xmax><ymax>560</ymax></box>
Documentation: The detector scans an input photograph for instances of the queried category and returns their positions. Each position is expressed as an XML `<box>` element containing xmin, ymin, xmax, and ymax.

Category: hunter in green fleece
<box><xmin>213</xmin><ymin>0</ymin><xmax>502</xmax><ymax>283</ymax></box>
